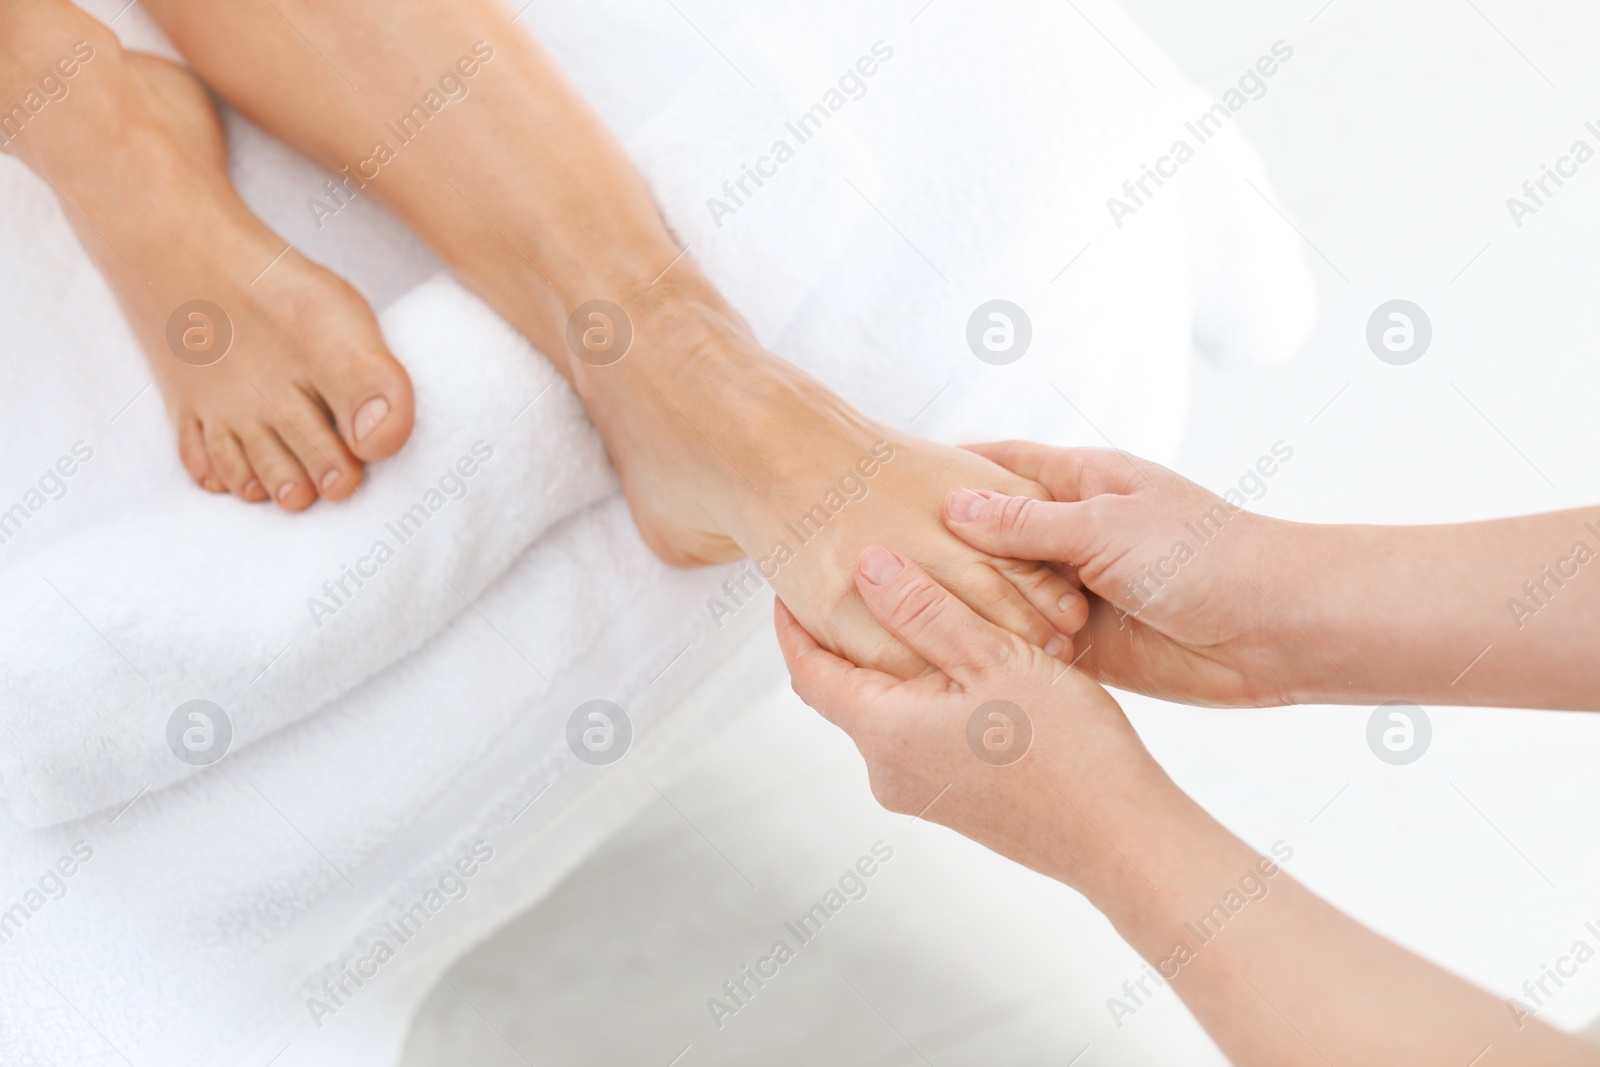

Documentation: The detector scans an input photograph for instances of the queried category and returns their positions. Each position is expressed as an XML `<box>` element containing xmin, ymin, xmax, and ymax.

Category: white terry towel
<box><xmin>0</xmin><ymin>278</ymin><xmax>613</xmax><ymax>826</ymax></box>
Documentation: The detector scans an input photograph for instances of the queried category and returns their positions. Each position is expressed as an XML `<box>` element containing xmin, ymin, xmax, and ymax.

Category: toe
<box><xmin>269</xmin><ymin>387</ymin><xmax>364</xmax><ymax>502</ymax></box>
<box><xmin>178</xmin><ymin>416</ymin><xmax>224</xmax><ymax>493</ymax></box>
<box><xmin>992</xmin><ymin>556</ymin><xmax>1090</xmax><ymax>637</ymax></box>
<box><xmin>239</xmin><ymin>424</ymin><xmax>318</xmax><ymax>511</ymax></box>
<box><xmin>203</xmin><ymin>424</ymin><xmax>267</xmax><ymax>502</ymax></box>
<box><xmin>315</xmin><ymin>311</ymin><xmax>415</xmax><ymax>464</ymax></box>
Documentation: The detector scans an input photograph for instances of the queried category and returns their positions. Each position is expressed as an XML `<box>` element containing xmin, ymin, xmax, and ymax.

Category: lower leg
<box><xmin>140</xmin><ymin>0</ymin><xmax>1084</xmax><ymax>672</ymax></box>
<box><xmin>139</xmin><ymin>0</ymin><xmax>678</xmax><ymax>365</ymax></box>
<box><xmin>0</xmin><ymin>0</ymin><xmax>414</xmax><ymax>509</ymax></box>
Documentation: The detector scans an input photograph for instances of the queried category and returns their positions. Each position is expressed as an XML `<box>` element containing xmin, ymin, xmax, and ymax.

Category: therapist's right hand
<box><xmin>942</xmin><ymin>441</ymin><xmax>1312</xmax><ymax>708</ymax></box>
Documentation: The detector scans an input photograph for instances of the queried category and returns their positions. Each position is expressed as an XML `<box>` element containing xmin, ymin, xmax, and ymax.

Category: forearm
<box><xmin>1267</xmin><ymin>512</ymin><xmax>1600</xmax><ymax>709</ymax></box>
<box><xmin>1085</xmin><ymin>784</ymin><xmax>1598</xmax><ymax>1067</ymax></box>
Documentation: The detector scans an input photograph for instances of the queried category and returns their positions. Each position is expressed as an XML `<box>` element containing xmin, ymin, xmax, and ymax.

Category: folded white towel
<box><xmin>0</xmin><ymin>493</ymin><xmax>765</xmax><ymax>1067</ymax></box>
<box><xmin>0</xmin><ymin>277</ymin><xmax>616</xmax><ymax>826</ymax></box>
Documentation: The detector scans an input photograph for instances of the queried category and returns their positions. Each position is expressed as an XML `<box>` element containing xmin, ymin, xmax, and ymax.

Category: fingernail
<box><xmin>276</xmin><ymin>481</ymin><xmax>298</xmax><ymax>503</ymax></box>
<box><xmin>859</xmin><ymin>546</ymin><xmax>904</xmax><ymax>586</ymax></box>
<box><xmin>243</xmin><ymin>478</ymin><xmax>261</xmax><ymax>498</ymax></box>
<box><xmin>353</xmin><ymin>397</ymin><xmax>390</xmax><ymax>442</ymax></box>
<box><xmin>1058</xmin><ymin>592</ymin><xmax>1080</xmax><ymax>615</ymax></box>
<box><xmin>1044</xmin><ymin>636</ymin><xmax>1066</xmax><ymax>657</ymax></box>
<box><xmin>946</xmin><ymin>488</ymin><xmax>986</xmax><ymax>523</ymax></box>
<box><xmin>319</xmin><ymin>469</ymin><xmax>342</xmax><ymax>494</ymax></box>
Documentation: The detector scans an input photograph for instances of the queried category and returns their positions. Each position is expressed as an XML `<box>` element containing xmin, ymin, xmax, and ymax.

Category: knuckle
<box><xmin>967</xmin><ymin>639</ymin><xmax>1012</xmax><ymax>675</ymax></box>
<box><xmin>997</xmin><ymin>494</ymin><xmax>1041</xmax><ymax>539</ymax></box>
<box><xmin>1076</xmin><ymin>494</ymin><xmax>1121</xmax><ymax>545</ymax></box>
<box><xmin>888</xmin><ymin>576</ymin><xmax>950</xmax><ymax>634</ymax></box>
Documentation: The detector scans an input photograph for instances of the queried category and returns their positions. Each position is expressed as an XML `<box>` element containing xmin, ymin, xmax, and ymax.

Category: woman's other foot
<box><xmin>2</xmin><ymin>15</ymin><xmax>412</xmax><ymax>510</ymax></box>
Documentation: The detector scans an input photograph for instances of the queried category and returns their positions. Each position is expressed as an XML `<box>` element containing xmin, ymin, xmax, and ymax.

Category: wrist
<box><xmin>1272</xmin><ymin>521</ymin><xmax>1403</xmax><ymax>705</ymax></box>
<box><xmin>1022</xmin><ymin>698</ymin><xmax>1195</xmax><ymax>903</ymax></box>
<box><xmin>1075</xmin><ymin>782</ymin><xmax>1269</xmax><ymax>965</ymax></box>
<box><xmin>1236</xmin><ymin>517</ymin><xmax>1363</xmax><ymax>706</ymax></box>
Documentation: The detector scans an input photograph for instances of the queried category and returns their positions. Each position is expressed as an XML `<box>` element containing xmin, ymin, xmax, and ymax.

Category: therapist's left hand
<box><xmin>775</xmin><ymin>544</ymin><xmax>1179</xmax><ymax>898</ymax></box>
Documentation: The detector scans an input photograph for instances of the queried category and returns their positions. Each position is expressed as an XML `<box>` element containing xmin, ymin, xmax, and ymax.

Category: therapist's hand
<box><xmin>943</xmin><ymin>442</ymin><xmax>1312</xmax><ymax>707</ymax></box>
<box><xmin>777</xmin><ymin>541</ymin><xmax>1600</xmax><ymax>1067</ymax></box>
<box><xmin>774</xmin><ymin>544</ymin><xmax>1180</xmax><ymax>900</ymax></box>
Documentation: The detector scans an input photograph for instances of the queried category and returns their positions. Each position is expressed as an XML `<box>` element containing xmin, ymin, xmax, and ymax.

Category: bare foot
<box><xmin>4</xmin><ymin>24</ymin><xmax>412</xmax><ymax>510</ymax></box>
<box><xmin>572</xmin><ymin>300</ymin><xmax>1088</xmax><ymax>678</ymax></box>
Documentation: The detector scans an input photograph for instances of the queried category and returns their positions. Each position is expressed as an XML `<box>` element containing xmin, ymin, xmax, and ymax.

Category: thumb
<box><xmin>943</xmin><ymin>487</ymin><xmax>1099</xmax><ymax>564</ymax></box>
<box><xmin>854</xmin><ymin>546</ymin><xmax>1023</xmax><ymax>680</ymax></box>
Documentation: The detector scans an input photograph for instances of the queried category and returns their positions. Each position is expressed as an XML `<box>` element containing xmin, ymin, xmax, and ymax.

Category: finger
<box><xmin>944</xmin><ymin>487</ymin><xmax>1100</xmax><ymax>564</ymax></box>
<box><xmin>855</xmin><ymin>546</ymin><xmax>1020</xmax><ymax>680</ymax></box>
<box><xmin>963</xmin><ymin>441</ymin><xmax>1142</xmax><ymax>500</ymax></box>
<box><xmin>773</xmin><ymin>598</ymin><xmax>894</xmax><ymax>731</ymax></box>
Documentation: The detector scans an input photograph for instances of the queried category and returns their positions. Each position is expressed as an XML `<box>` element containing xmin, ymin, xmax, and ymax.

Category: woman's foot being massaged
<box><xmin>0</xmin><ymin>9</ymin><xmax>414</xmax><ymax>510</ymax></box>
<box><xmin>540</xmin><ymin>281</ymin><xmax>1091</xmax><ymax>676</ymax></box>
<box><xmin>6</xmin><ymin>0</ymin><xmax>1085</xmax><ymax>675</ymax></box>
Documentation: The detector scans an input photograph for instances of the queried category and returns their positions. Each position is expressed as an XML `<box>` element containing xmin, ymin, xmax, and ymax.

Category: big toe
<box><xmin>323</xmin><ymin>338</ymin><xmax>415</xmax><ymax>464</ymax></box>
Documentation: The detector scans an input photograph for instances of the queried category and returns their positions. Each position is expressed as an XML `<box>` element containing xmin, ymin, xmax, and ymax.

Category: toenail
<box><xmin>946</xmin><ymin>488</ymin><xmax>987</xmax><ymax>523</ymax></box>
<box><xmin>276</xmin><ymin>482</ymin><xmax>298</xmax><ymax>503</ymax></box>
<box><xmin>353</xmin><ymin>397</ymin><xmax>390</xmax><ymax>442</ymax></box>
<box><xmin>1044</xmin><ymin>636</ymin><xmax>1066</xmax><ymax>658</ymax></box>
<box><xmin>859</xmin><ymin>546</ymin><xmax>904</xmax><ymax>586</ymax></box>
<box><xmin>320</xmin><ymin>469</ymin><xmax>343</xmax><ymax>494</ymax></box>
<box><xmin>244</xmin><ymin>478</ymin><xmax>262</xmax><ymax>498</ymax></box>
